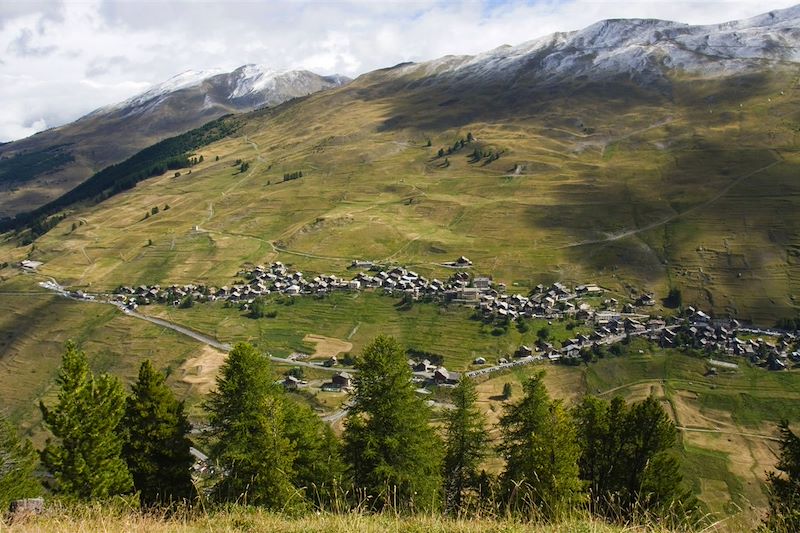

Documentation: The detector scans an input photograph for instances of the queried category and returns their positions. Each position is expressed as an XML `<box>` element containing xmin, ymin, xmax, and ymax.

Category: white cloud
<box><xmin>0</xmin><ymin>0</ymin><xmax>797</xmax><ymax>142</ymax></box>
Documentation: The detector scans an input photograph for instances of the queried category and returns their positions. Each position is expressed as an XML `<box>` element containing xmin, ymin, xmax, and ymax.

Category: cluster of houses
<box><xmin>112</xmin><ymin>261</ymin><xmax>629</xmax><ymax>327</ymax></box>
<box><xmin>657</xmin><ymin>307</ymin><xmax>799</xmax><ymax>370</ymax></box>
<box><xmin>281</xmin><ymin>370</ymin><xmax>354</xmax><ymax>392</ymax></box>
<box><xmin>408</xmin><ymin>359</ymin><xmax>461</xmax><ymax>386</ymax></box>
<box><xmin>112</xmin><ymin>261</ymin><xmax>496</xmax><ymax>309</ymax></box>
<box><xmin>107</xmin><ymin>261</ymin><xmax>799</xmax><ymax>374</ymax></box>
<box><xmin>473</xmin><ymin>282</ymin><xmax>610</xmax><ymax>321</ymax></box>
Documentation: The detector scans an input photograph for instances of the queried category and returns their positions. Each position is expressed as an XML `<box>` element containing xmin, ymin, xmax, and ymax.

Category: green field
<box><xmin>147</xmin><ymin>291</ymin><xmax>590</xmax><ymax>365</ymax></box>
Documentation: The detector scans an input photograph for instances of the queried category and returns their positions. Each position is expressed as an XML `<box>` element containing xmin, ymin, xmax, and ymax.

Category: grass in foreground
<box><xmin>0</xmin><ymin>503</ymin><xmax>700</xmax><ymax>533</ymax></box>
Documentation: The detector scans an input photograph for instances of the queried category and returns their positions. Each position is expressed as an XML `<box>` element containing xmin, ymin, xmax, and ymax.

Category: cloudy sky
<box><xmin>1</xmin><ymin>0</ymin><xmax>797</xmax><ymax>142</ymax></box>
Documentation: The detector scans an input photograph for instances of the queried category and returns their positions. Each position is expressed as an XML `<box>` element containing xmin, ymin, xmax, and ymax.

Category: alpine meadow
<box><xmin>2</xmin><ymin>3</ymin><xmax>800</xmax><ymax>532</ymax></box>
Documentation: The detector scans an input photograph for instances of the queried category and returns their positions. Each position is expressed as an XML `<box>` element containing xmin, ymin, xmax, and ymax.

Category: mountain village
<box><xmin>94</xmin><ymin>259</ymin><xmax>800</xmax><ymax>380</ymax></box>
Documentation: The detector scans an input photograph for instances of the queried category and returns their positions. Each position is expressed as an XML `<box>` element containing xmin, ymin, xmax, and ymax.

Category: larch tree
<box><xmin>573</xmin><ymin>395</ymin><xmax>696</xmax><ymax>522</ymax></box>
<box><xmin>443</xmin><ymin>376</ymin><xmax>487</xmax><ymax>514</ymax></box>
<box><xmin>40</xmin><ymin>341</ymin><xmax>132</xmax><ymax>499</ymax></box>
<box><xmin>498</xmin><ymin>372</ymin><xmax>584</xmax><ymax>519</ymax></box>
<box><xmin>283</xmin><ymin>400</ymin><xmax>345</xmax><ymax>508</ymax></box>
<box><xmin>0</xmin><ymin>414</ymin><xmax>40</xmax><ymax>510</ymax></box>
<box><xmin>764</xmin><ymin>420</ymin><xmax>800</xmax><ymax>531</ymax></box>
<box><xmin>343</xmin><ymin>335</ymin><xmax>443</xmax><ymax>512</ymax></box>
<box><xmin>123</xmin><ymin>360</ymin><xmax>195</xmax><ymax>507</ymax></box>
<box><xmin>204</xmin><ymin>342</ymin><xmax>297</xmax><ymax>509</ymax></box>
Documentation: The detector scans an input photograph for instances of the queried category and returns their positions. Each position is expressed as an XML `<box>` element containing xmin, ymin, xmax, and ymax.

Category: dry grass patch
<box><xmin>303</xmin><ymin>334</ymin><xmax>353</xmax><ymax>359</ymax></box>
<box><xmin>179</xmin><ymin>345</ymin><xmax>228</xmax><ymax>395</ymax></box>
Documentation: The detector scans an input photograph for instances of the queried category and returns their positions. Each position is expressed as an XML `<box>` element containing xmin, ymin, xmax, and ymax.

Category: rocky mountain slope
<box><xmin>0</xmin><ymin>66</ymin><xmax>348</xmax><ymax>219</ymax></box>
<box><xmin>384</xmin><ymin>5</ymin><xmax>800</xmax><ymax>88</ymax></box>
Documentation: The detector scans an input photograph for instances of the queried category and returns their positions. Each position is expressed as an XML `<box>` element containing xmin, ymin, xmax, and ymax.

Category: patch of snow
<box><xmin>228</xmin><ymin>64</ymin><xmax>283</xmax><ymax>99</ymax></box>
<box><xmin>113</xmin><ymin>69</ymin><xmax>223</xmax><ymax>108</ymax></box>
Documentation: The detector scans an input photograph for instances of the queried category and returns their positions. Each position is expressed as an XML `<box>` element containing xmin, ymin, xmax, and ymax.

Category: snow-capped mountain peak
<box><xmin>390</xmin><ymin>5</ymin><xmax>800</xmax><ymax>88</ymax></box>
<box><xmin>227</xmin><ymin>64</ymin><xmax>283</xmax><ymax>99</ymax></box>
<box><xmin>90</xmin><ymin>65</ymin><xmax>349</xmax><ymax>119</ymax></box>
<box><xmin>103</xmin><ymin>68</ymin><xmax>224</xmax><ymax>113</ymax></box>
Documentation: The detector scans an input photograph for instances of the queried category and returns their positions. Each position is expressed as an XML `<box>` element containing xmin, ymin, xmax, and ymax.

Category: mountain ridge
<box><xmin>0</xmin><ymin>65</ymin><xmax>349</xmax><ymax>219</ymax></box>
<box><xmin>369</xmin><ymin>4</ymin><xmax>800</xmax><ymax>89</ymax></box>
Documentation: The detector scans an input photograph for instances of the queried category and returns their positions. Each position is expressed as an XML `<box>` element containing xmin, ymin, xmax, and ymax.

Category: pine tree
<box><xmin>443</xmin><ymin>377</ymin><xmax>487</xmax><ymax>514</ymax></box>
<box><xmin>204</xmin><ymin>342</ymin><xmax>297</xmax><ymax>509</ymax></box>
<box><xmin>40</xmin><ymin>341</ymin><xmax>132</xmax><ymax>499</ymax></box>
<box><xmin>123</xmin><ymin>360</ymin><xmax>195</xmax><ymax>507</ymax></box>
<box><xmin>343</xmin><ymin>335</ymin><xmax>443</xmax><ymax>512</ymax></box>
<box><xmin>764</xmin><ymin>420</ymin><xmax>800</xmax><ymax>531</ymax></box>
<box><xmin>0</xmin><ymin>414</ymin><xmax>40</xmax><ymax>510</ymax></box>
<box><xmin>498</xmin><ymin>372</ymin><xmax>584</xmax><ymax>519</ymax></box>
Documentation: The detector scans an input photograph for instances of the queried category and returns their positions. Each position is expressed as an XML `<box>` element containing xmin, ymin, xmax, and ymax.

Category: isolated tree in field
<box><xmin>537</xmin><ymin>326</ymin><xmax>551</xmax><ymax>341</ymax></box>
<box><xmin>665</xmin><ymin>288</ymin><xmax>682</xmax><ymax>309</ymax></box>
<box><xmin>437</xmin><ymin>148</ymin><xmax>445</xmax><ymax>157</ymax></box>
<box><xmin>443</xmin><ymin>377</ymin><xmax>487</xmax><ymax>514</ymax></box>
<box><xmin>204</xmin><ymin>342</ymin><xmax>297</xmax><ymax>509</ymax></box>
<box><xmin>343</xmin><ymin>335</ymin><xmax>443</xmax><ymax>511</ymax></box>
<box><xmin>123</xmin><ymin>360</ymin><xmax>194</xmax><ymax>507</ymax></box>
<box><xmin>573</xmin><ymin>395</ymin><xmax>696</xmax><ymax>521</ymax></box>
<box><xmin>40</xmin><ymin>341</ymin><xmax>132</xmax><ymax>499</ymax></box>
<box><xmin>502</xmin><ymin>382</ymin><xmax>513</xmax><ymax>400</ymax></box>
<box><xmin>498</xmin><ymin>372</ymin><xmax>584</xmax><ymax>519</ymax></box>
<box><xmin>0</xmin><ymin>414</ymin><xmax>40</xmax><ymax>510</ymax></box>
<box><xmin>764</xmin><ymin>420</ymin><xmax>800</xmax><ymax>531</ymax></box>
<box><xmin>249</xmin><ymin>297</ymin><xmax>267</xmax><ymax>318</ymax></box>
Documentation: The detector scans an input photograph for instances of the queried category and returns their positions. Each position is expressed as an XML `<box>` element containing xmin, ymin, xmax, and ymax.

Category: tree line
<box><xmin>0</xmin><ymin>144</ymin><xmax>74</xmax><ymax>187</ymax></box>
<box><xmin>2</xmin><ymin>335</ymin><xmax>799</xmax><ymax>529</ymax></box>
<box><xmin>283</xmin><ymin>170</ymin><xmax>303</xmax><ymax>182</ymax></box>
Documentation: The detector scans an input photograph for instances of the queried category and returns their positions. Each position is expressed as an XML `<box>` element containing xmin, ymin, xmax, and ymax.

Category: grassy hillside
<box><xmin>1</xmin><ymin>62</ymin><xmax>799</xmax><ymax>530</ymax></box>
<box><xmin>3</xmin><ymin>69</ymin><xmax>798</xmax><ymax>323</ymax></box>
